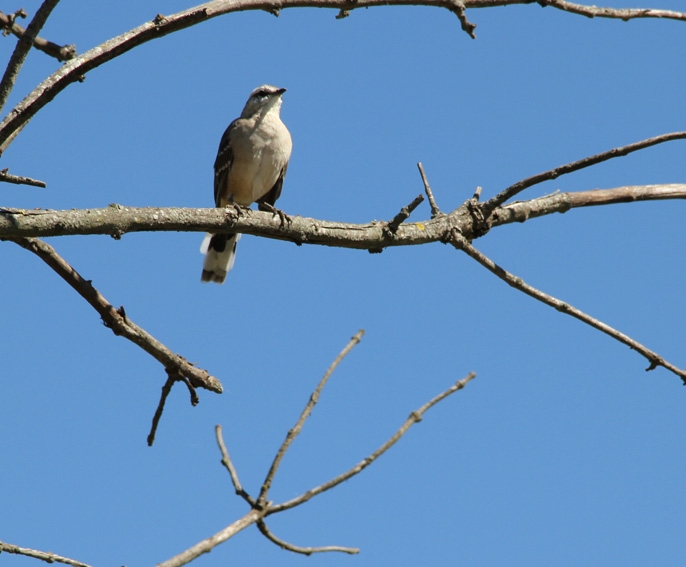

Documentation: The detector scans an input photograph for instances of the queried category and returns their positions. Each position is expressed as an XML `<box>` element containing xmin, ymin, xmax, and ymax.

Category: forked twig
<box><xmin>258</xmin><ymin>329</ymin><xmax>365</xmax><ymax>505</ymax></box>
<box><xmin>485</xmin><ymin>130</ymin><xmax>686</xmax><ymax>210</ymax></box>
<box><xmin>449</xmin><ymin>230</ymin><xmax>686</xmax><ymax>383</ymax></box>
<box><xmin>268</xmin><ymin>371</ymin><xmax>476</xmax><ymax>514</ymax></box>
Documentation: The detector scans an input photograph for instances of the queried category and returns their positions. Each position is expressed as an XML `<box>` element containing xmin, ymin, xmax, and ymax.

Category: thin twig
<box><xmin>268</xmin><ymin>372</ymin><xmax>476</xmax><ymax>514</ymax></box>
<box><xmin>215</xmin><ymin>425</ymin><xmax>256</xmax><ymax>505</ymax></box>
<box><xmin>258</xmin><ymin>330</ymin><xmax>365</xmax><ymax>506</ymax></box>
<box><xmin>0</xmin><ymin>10</ymin><xmax>76</xmax><ymax>61</ymax></box>
<box><xmin>0</xmin><ymin>540</ymin><xmax>92</xmax><ymax>567</ymax></box>
<box><xmin>0</xmin><ymin>167</ymin><xmax>46</xmax><ymax>187</ymax></box>
<box><xmin>0</xmin><ymin>0</ymin><xmax>62</xmax><ymax>115</ymax></box>
<box><xmin>256</xmin><ymin>519</ymin><xmax>359</xmax><ymax>555</ymax></box>
<box><xmin>484</xmin><ymin>130</ymin><xmax>686</xmax><ymax>210</ymax></box>
<box><xmin>147</xmin><ymin>372</ymin><xmax>177</xmax><ymax>446</ymax></box>
<box><xmin>417</xmin><ymin>162</ymin><xmax>442</xmax><ymax>217</ymax></box>
<box><xmin>449</xmin><ymin>230</ymin><xmax>686</xmax><ymax>383</ymax></box>
<box><xmin>387</xmin><ymin>193</ymin><xmax>425</xmax><ymax>234</ymax></box>
<box><xmin>9</xmin><ymin>237</ymin><xmax>222</xmax><ymax>392</ymax></box>
<box><xmin>541</xmin><ymin>0</ymin><xmax>686</xmax><ymax>22</ymax></box>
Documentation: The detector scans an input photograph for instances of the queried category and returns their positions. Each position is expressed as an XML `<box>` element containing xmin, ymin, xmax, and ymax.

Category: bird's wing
<box><xmin>257</xmin><ymin>163</ymin><xmax>289</xmax><ymax>210</ymax></box>
<box><xmin>213</xmin><ymin>119</ymin><xmax>237</xmax><ymax>207</ymax></box>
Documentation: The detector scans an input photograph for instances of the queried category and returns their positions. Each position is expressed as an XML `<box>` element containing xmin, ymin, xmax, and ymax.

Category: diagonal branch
<box><xmin>448</xmin><ymin>230</ymin><xmax>686</xmax><ymax>383</ymax></box>
<box><xmin>0</xmin><ymin>540</ymin><xmax>91</xmax><ymax>567</ymax></box>
<box><xmin>258</xmin><ymin>330</ymin><xmax>365</xmax><ymax>506</ymax></box>
<box><xmin>0</xmin><ymin>0</ymin><xmax>62</xmax><ymax>115</ymax></box>
<box><xmin>484</xmin><ymin>131</ymin><xmax>686</xmax><ymax>211</ymax></box>
<box><xmin>0</xmin><ymin>10</ymin><xmax>76</xmax><ymax>62</ymax></box>
<box><xmin>9</xmin><ymin>237</ymin><xmax>223</xmax><ymax>395</ymax></box>
<box><xmin>0</xmin><ymin>167</ymin><xmax>46</xmax><ymax>187</ymax></box>
<box><xmin>268</xmin><ymin>372</ymin><xmax>476</xmax><ymax>514</ymax></box>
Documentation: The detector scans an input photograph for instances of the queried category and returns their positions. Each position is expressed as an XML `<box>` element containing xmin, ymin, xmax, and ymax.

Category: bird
<box><xmin>201</xmin><ymin>84</ymin><xmax>293</xmax><ymax>283</ymax></box>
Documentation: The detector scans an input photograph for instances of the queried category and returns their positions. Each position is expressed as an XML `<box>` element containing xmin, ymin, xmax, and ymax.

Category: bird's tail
<box><xmin>200</xmin><ymin>233</ymin><xmax>241</xmax><ymax>284</ymax></box>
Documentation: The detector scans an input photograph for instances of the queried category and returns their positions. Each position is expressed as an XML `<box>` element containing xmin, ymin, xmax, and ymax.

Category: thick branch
<box><xmin>9</xmin><ymin>237</ymin><xmax>223</xmax><ymax>394</ymax></box>
<box><xmin>0</xmin><ymin>540</ymin><xmax>91</xmax><ymax>567</ymax></box>
<box><xmin>0</xmin><ymin>1</ymin><xmax>684</xmax><ymax>152</ymax></box>
<box><xmin>449</xmin><ymin>232</ymin><xmax>686</xmax><ymax>383</ymax></box>
<box><xmin>2</xmin><ymin>183</ymin><xmax>684</xmax><ymax>246</ymax></box>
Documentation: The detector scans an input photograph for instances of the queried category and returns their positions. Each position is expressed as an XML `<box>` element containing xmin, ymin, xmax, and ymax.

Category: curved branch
<box><xmin>0</xmin><ymin>0</ymin><xmax>684</xmax><ymax>153</ymax></box>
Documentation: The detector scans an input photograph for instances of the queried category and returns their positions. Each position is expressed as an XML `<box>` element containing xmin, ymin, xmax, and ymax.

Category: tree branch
<box><xmin>8</xmin><ymin>237</ymin><xmax>223</xmax><ymax>396</ymax></box>
<box><xmin>0</xmin><ymin>540</ymin><xmax>91</xmax><ymax>567</ymax></box>
<box><xmin>448</xmin><ymin>231</ymin><xmax>686</xmax><ymax>383</ymax></box>
<box><xmin>0</xmin><ymin>1</ymin><xmax>684</xmax><ymax>153</ymax></box>
<box><xmin>256</xmin><ymin>519</ymin><xmax>359</xmax><ymax>555</ymax></box>
<box><xmin>0</xmin><ymin>0</ymin><xmax>62</xmax><ymax>115</ymax></box>
<box><xmin>0</xmin><ymin>167</ymin><xmax>46</xmax><ymax>187</ymax></box>
<box><xmin>2</xmin><ymin>182</ymin><xmax>685</xmax><ymax>246</ymax></box>
<box><xmin>0</xmin><ymin>10</ymin><xmax>76</xmax><ymax>62</ymax></box>
<box><xmin>258</xmin><ymin>330</ymin><xmax>365</xmax><ymax>506</ymax></box>
<box><xmin>484</xmin><ymin>131</ymin><xmax>686</xmax><ymax>211</ymax></box>
<box><xmin>539</xmin><ymin>0</ymin><xmax>686</xmax><ymax>22</ymax></box>
<box><xmin>268</xmin><ymin>372</ymin><xmax>476</xmax><ymax>514</ymax></box>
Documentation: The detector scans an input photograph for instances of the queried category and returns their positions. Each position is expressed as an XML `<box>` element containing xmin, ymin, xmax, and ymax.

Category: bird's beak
<box><xmin>276</xmin><ymin>87</ymin><xmax>287</xmax><ymax>95</ymax></box>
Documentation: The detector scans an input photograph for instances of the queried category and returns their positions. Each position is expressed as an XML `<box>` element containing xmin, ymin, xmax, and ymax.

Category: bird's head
<box><xmin>241</xmin><ymin>84</ymin><xmax>287</xmax><ymax>118</ymax></box>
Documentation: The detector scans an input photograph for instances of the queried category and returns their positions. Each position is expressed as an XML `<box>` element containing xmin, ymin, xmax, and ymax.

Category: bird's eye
<box><xmin>255</xmin><ymin>89</ymin><xmax>270</xmax><ymax>98</ymax></box>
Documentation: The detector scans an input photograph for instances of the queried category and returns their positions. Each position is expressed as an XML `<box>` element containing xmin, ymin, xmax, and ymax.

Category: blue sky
<box><xmin>2</xmin><ymin>1</ymin><xmax>686</xmax><ymax>566</ymax></box>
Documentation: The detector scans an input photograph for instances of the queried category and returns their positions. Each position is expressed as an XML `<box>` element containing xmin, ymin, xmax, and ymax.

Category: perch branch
<box><xmin>0</xmin><ymin>540</ymin><xmax>91</xmax><ymax>567</ymax></box>
<box><xmin>268</xmin><ymin>371</ymin><xmax>476</xmax><ymax>514</ymax></box>
<box><xmin>258</xmin><ymin>329</ymin><xmax>365</xmax><ymax>506</ymax></box>
<box><xmin>8</xmin><ymin>237</ymin><xmax>223</xmax><ymax>396</ymax></box>
<box><xmin>449</xmin><ymin>231</ymin><xmax>686</xmax><ymax>383</ymax></box>
<box><xmin>539</xmin><ymin>0</ymin><xmax>686</xmax><ymax>22</ymax></box>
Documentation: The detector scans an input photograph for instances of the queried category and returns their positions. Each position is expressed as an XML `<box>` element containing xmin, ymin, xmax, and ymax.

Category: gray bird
<box><xmin>201</xmin><ymin>84</ymin><xmax>293</xmax><ymax>283</ymax></box>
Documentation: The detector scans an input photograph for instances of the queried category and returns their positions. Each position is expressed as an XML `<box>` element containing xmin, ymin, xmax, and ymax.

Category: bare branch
<box><xmin>0</xmin><ymin>167</ymin><xmax>46</xmax><ymax>187</ymax></box>
<box><xmin>540</xmin><ymin>0</ymin><xmax>686</xmax><ymax>22</ymax></box>
<box><xmin>8</xmin><ymin>237</ymin><xmax>223</xmax><ymax>396</ymax></box>
<box><xmin>0</xmin><ymin>540</ymin><xmax>92</xmax><ymax>567</ymax></box>
<box><xmin>386</xmin><ymin>193</ymin><xmax>425</xmax><ymax>234</ymax></box>
<box><xmin>1</xmin><ymin>1</ymin><xmax>685</xmax><ymax>153</ymax></box>
<box><xmin>269</xmin><ymin>372</ymin><xmax>476</xmax><ymax>514</ymax></box>
<box><xmin>147</xmin><ymin>370</ymin><xmax>200</xmax><ymax>447</ymax></box>
<box><xmin>156</xmin><ymin>509</ymin><xmax>263</xmax><ymax>567</ymax></box>
<box><xmin>215</xmin><ymin>425</ymin><xmax>256</xmax><ymax>506</ymax></box>
<box><xmin>449</xmin><ymin>231</ymin><xmax>686</xmax><ymax>383</ymax></box>
<box><xmin>484</xmin><ymin>131</ymin><xmax>686</xmax><ymax>210</ymax></box>
<box><xmin>0</xmin><ymin>10</ymin><xmax>76</xmax><ymax>62</ymax></box>
<box><xmin>491</xmin><ymin>184</ymin><xmax>686</xmax><ymax>227</ymax></box>
<box><xmin>0</xmin><ymin>0</ymin><xmax>62</xmax><ymax>115</ymax></box>
<box><xmin>258</xmin><ymin>330</ymin><xmax>365</xmax><ymax>506</ymax></box>
<box><xmin>417</xmin><ymin>162</ymin><xmax>442</xmax><ymax>217</ymax></box>
<box><xmin>256</xmin><ymin>519</ymin><xmax>359</xmax><ymax>555</ymax></box>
